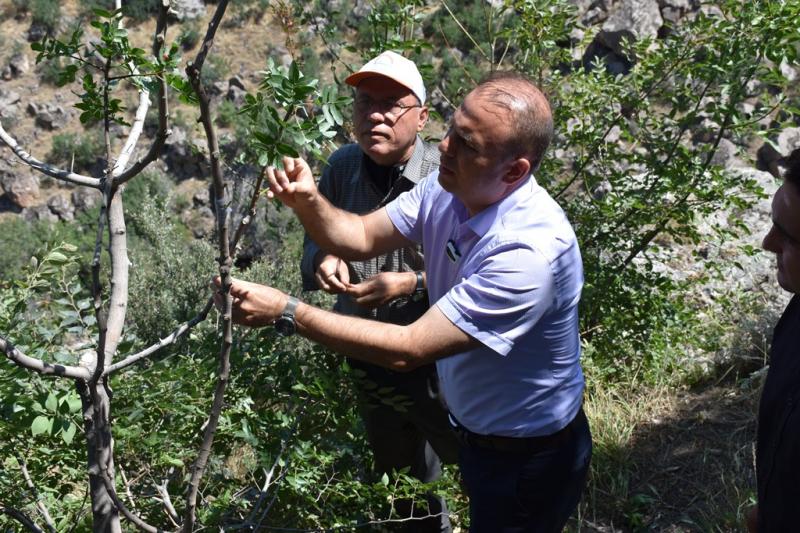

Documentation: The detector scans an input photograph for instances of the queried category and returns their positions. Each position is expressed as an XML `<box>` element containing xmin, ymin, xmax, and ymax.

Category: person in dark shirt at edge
<box><xmin>300</xmin><ymin>51</ymin><xmax>458</xmax><ymax>532</ymax></box>
<box><xmin>746</xmin><ymin>148</ymin><xmax>800</xmax><ymax>532</ymax></box>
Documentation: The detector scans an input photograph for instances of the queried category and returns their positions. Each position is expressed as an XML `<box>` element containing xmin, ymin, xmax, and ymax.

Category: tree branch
<box><xmin>183</xmin><ymin>1</ymin><xmax>234</xmax><ymax>530</ymax></box>
<box><xmin>1</xmin><ymin>335</ymin><xmax>91</xmax><ymax>380</ymax></box>
<box><xmin>113</xmin><ymin>4</ymin><xmax>170</xmax><ymax>186</ymax></box>
<box><xmin>16</xmin><ymin>455</ymin><xmax>56</xmax><ymax>533</ymax></box>
<box><xmin>0</xmin><ymin>506</ymin><xmax>43</xmax><ymax>533</ymax></box>
<box><xmin>103</xmin><ymin>297</ymin><xmax>214</xmax><ymax>376</ymax></box>
<box><xmin>0</xmin><ymin>124</ymin><xmax>101</xmax><ymax>188</ymax></box>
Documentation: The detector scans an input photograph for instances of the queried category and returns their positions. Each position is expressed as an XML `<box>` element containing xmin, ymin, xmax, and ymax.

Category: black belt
<box><xmin>449</xmin><ymin>409</ymin><xmax>583</xmax><ymax>454</ymax></box>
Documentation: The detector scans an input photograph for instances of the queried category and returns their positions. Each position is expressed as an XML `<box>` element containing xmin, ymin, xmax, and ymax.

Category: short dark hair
<box><xmin>785</xmin><ymin>147</ymin><xmax>800</xmax><ymax>186</ymax></box>
<box><xmin>474</xmin><ymin>71</ymin><xmax>554</xmax><ymax>171</ymax></box>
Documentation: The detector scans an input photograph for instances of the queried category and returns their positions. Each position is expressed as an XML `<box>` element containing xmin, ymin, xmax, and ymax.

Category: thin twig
<box><xmin>16</xmin><ymin>455</ymin><xmax>56</xmax><ymax>532</ymax></box>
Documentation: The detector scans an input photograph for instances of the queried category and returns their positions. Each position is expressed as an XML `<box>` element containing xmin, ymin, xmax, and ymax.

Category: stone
<box><xmin>32</xmin><ymin>104</ymin><xmax>69</xmax><ymax>130</ymax></box>
<box><xmin>27</xmin><ymin>23</ymin><xmax>48</xmax><ymax>42</ymax></box>
<box><xmin>193</xmin><ymin>187</ymin><xmax>210</xmax><ymax>207</ymax></box>
<box><xmin>226</xmin><ymin>84</ymin><xmax>247</xmax><ymax>107</ymax></box>
<box><xmin>169</xmin><ymin>0</ymin><xmax>206</xmax><ymax>21</ymax></box>
<box><xmin>710</xmin><ymin>138</ymin><xmax>743</xmax><ymax>169</ymax></box>
<box><xmin>0</xmin><ymin>89</ymin><xmax>21</xmax><ymax>121</ymax></box>
<box><xmin>0</xmin><ymin>169</ymin><xmax>40</xmax><ymax>208</ymax></box>
<box><xmin>181</xmin><ymin>205</ymin><xmax>216</xmax><ymax>238</ymax></box>
<box><xmin>47</xmin><ymin>194</ymin><xmax>74</xmax><ymax>222</ymax></box>
<box><xmin>162</xmin><ymin>127</ymin><xmax>210</xmax><ymax>180</ymax></box>
<box><xmin>23</xmin><ymin>204</ymin><xmax>58</xmax><ymax>222</ymax></box>
<box><xmin>2</xmin><ymin>52</ymin><xmax>30</xmax><ymax>80</ymax></box>
<box><xmin>597</xmin><ymin>0</ymin><xmax>663</xmax><ymax>57</ymax></box>
<box><xmin>72</xmin><ymin>188</ymin><xmax>101</xmax><ymax>212</ymax></box>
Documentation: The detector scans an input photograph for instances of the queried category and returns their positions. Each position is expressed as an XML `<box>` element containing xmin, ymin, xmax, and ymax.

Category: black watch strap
<box><xmin>414</xmin><ymin>271</ymin><xmax>425</xmax><ymax>294</ymax></box>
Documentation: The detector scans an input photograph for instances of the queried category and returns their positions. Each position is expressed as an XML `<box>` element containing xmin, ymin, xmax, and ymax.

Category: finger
<box><xmin>337</xmin><ymin>261</ymin><xmax>350</xmax><ymax>286</ymax></box>
<box><xmin>283</xmin><ymin>156</ymin><xmax>295</xmax><ymax>175</ymax></box>
<box><xmin>266</xmin><ymin>166</ymin><xmax>281</xmax><ymax>194</ymax></box>
<box><xmin>315</xmin><ymin>271</ymin><xmax>332</xmax><ymax>291</ymax></box>
<box><xmin>327</xmin><ymin>275</ymin><xmax>348</xmax><ymax>292</ymax></box>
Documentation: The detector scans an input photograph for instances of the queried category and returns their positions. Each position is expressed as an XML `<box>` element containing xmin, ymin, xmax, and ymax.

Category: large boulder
<box><xmin>598</xmin><ymin>0</ymin><xmax>663</xmax><ymax>56</ymax></box>
<box><xmin>162</xmin><ymin>127</ymin><xmax>210</xmax><ymax>180</ymax></box>
<box><xmin>27</xmin><ymin>102</ymin><xmax>70</xmax><ymax>130</ymax></box>
<box><xmin>47</xmin><ymin>194</ymin><xmax>75</xmax><ymax>222</ymax></box>
<box><xmin>0</xmin><ymin>88</ymin><xmax>22</xmax><ymax>122</ymax></box>
<box><xmin>0</xmin><ymin>168</ymin><xmax>40</xmax><ymax>209</ymax></box>
<box><xmin>2</xmin><ymin>52</ymin><xmax>31</xmax><ymax>80</ymax></box>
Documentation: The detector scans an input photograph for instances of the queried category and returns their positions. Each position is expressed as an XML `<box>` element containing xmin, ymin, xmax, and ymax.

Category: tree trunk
<box><xmin>81</xmin><ymin>381</ymin><xmax>121</xmax><ymax>533</ymax></box>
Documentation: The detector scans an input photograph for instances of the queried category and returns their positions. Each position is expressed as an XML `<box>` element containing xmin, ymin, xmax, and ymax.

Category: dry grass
<box><xmin>572</xmin><ymin>379</ymin><xmax>760</xmax><ymax>532</ymax></box>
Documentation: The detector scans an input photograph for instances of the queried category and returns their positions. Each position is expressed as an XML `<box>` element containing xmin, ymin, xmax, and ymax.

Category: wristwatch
<box><xmin>411</xmin><ymin>271</ymin><xmax>426</xmax><ymax>302</ymax></box>
<box><xmin>274</xmin><ymin>296</ymin><xmax>299</xmax><ymax>337</ymax></box>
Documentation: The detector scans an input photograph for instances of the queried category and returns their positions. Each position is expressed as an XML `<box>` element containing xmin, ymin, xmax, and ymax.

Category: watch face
<box><xmin>275</xmin><ymin>316</ymin><xmax>296</xmax><ymax>336</ymax></box>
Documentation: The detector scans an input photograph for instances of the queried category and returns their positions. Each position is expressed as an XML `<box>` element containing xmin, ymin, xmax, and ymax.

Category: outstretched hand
<box><xmin>346</xmin><ymin>271</ymin><xmax>417</xmax><ymax>309</ymax></box>
<box><xmin>213</xmin><ymin>276</ymin><xmax>287</xmax><ymax>327</ymax></box>
<box><xmin>266</xmin><ymin>156</ymin><xmax>317</xmax><ymax>211</ymax></box>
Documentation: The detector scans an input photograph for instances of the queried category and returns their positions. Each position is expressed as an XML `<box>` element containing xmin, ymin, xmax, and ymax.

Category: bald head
<box><xmin>472</xmin><ymin>72</ymin><xmax>554</xmax><ymax>171</ymax></box>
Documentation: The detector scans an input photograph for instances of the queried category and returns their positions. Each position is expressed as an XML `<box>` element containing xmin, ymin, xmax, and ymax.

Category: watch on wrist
<box><xmin>274</xmin><ymin>296</ymin><xmax>299</xmax><ymax>337</ymax></box>
<box><xmin>411</xmin><ymin>271</ymin><xmax>426</xmax><ymax>302</ymax></box>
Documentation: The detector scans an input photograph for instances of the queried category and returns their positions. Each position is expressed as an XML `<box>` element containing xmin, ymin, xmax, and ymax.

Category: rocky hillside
<box><xmin>0</xmin><ymin>0</ymin><xmax>796</xmax><ymax>316</ymax></box>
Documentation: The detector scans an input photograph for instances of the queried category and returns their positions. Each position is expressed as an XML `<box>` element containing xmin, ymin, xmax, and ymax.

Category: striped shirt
<box><xmin>301</xmin><ymin>137</ymin><xmax>440</xmax><ymax>324</ymax></box>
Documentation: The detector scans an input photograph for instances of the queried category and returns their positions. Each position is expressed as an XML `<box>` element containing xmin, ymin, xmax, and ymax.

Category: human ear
<box><xmin>502</xmin><ymin>157</ymin><xmax>531</xmax><ymax>184</ymax></box>
<box><xmin>416</xmin><ymin>106</ymin><xmax>429</xmax><ymax>131</ymax></box>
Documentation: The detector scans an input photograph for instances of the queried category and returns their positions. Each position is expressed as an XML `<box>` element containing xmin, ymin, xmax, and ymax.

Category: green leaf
<box><xmin>277</xmin><ymin>143</ymin><xmax>300</xmax><ymax>158</ymax></box>
<box><xmin>46</xmin><ymin>251</ymin><xmax>68</xmax><ymax>264</ymax></box>
<box><xmin>61</xmin><ymin>422</ymin><xmax>77</xmax><ymax>445</ymax></box>
<box><xmin>31</xmin><ymin>415</ymin><xmax>53</xmax><ymax>436</ymax></box>
<box><xmin>45</xmin><ymin>392</ymin><xmax>58</xmax><ymax>413</ymax></box>
<box><xmin>66</xmin><ymin>394</ymin><xmax>83</xmax><ymax>414</ymax></box>
<box><xmin>380</xmin><ymin>472</ymin><xmax>389</xmax><ymax>486</ymax></box>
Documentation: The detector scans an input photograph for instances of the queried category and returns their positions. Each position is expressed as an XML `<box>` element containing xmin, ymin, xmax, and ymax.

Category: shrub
<box><xmin>29</xmin><ymin>0</ymin><xmax>61</xmax><ymax>33</ymax></box>
<box><xmin>47</xmin><ymin>131</ymin><xmax>104</xmax><ymax>173</ymax></box>
<box><xmin>179</xmin><ymin>22</ymin><xmax>201</xmax><ymax>51</ymax></box>
<box><xmin>126</xmin><ymin>193</ymin><xmax>216</xmax><ymax>343</ymax></box>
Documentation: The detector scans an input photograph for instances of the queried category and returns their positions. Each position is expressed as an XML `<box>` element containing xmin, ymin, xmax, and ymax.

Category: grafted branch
<box><xmin>103</xmin><ymin>298</ymin><xmax>215</xmax><ymax>376</ymax></box>
<box><xmin>0</xmin><ymin>125</ymin><xmax>101</xmax><ymax>188</ymax></box>
<box><xmin>0</xmin><ymin>336</ymin><xmax>91</xmax><ymax>380</ymax></box>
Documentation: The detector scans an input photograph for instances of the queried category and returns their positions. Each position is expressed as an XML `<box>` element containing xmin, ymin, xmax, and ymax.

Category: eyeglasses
<box><xmin>354</xmin><ymin>96</ymin><xmax>422</xmax><ymax>118</ymax></box>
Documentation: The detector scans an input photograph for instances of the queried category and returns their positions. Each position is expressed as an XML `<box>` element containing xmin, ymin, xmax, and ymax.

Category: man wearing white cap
<box><xmin>299</xmin><ymin>51</ymin><xmax>458</xmax><ymax>532</ymax></box>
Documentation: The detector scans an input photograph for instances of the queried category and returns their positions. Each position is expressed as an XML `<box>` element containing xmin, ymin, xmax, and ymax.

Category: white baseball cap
<box><xmin>345</xmin><ymin>51</ymin><xmax>426</xmax><ymax>105</ymax></box>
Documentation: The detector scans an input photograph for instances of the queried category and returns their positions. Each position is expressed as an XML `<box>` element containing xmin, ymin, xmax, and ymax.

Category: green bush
<box><xmin>126</xmin><ymin>193</ymin><xmax>215</xmax><ymax>343</ymax></box>
<box><xmin>47</xmin><ymin>131</ymin><xmax>104</xmax><ymax>173</ymax></box>
<box><xmin>121</xmin><ymin>0</ymin><xmax>159</xmax><ymax>22</ymax></box>
<box><xmin>179</xmin><ymin>22</ymin><xmax>201</xmax><ymax>51</ymax></box>
<box><xmin>29</xmin><ymin>0</ymin><xmax>61</xmax><ymax>32</ymax></box>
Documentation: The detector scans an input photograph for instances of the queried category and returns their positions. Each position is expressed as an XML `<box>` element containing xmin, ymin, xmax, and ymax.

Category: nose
<box><xmin>439</xmin><ymin>128</ymin><xmax>452</xmax><ymax>155</ymax></box>
<box><xmin>762</xmin><ymin>224</ymin><xmax>780</xmax><ymax>253</ymax></box>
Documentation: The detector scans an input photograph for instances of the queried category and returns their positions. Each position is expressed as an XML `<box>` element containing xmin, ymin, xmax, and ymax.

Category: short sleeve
<box><xmin>386</xmin><ymin>172</ymin><xmax>436</xmax><ymax>244</ymax></box>
<box><xmin>435</xmin><ymin>242</ymin><xmax>555</xmax><ymax>355</ymax></box>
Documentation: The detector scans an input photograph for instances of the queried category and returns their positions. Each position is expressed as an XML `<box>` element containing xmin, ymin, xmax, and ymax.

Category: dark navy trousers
<box><xmin>458</xmin><ymin>409</ymin><xmax>592</xmax><ymax>532</ymax></box>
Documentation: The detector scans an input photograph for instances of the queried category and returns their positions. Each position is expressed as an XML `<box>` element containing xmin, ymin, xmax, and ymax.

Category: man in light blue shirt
<box><xmin>219</xmin><ymin>71</ymin><xmax>592</xmax><ymax>532</ymax></box>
